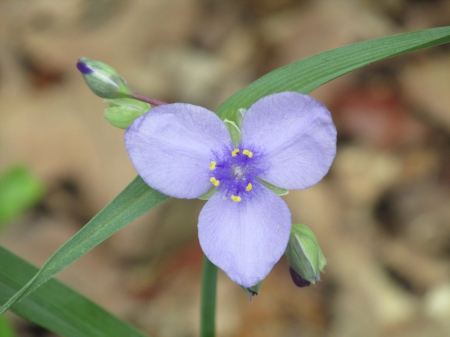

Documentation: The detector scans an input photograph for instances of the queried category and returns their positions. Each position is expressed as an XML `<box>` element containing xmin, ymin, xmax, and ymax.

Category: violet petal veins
<box><xmin>124</xmin><ymin>92</ymin><xmax>337</xmax><ymax>287</ymax></box>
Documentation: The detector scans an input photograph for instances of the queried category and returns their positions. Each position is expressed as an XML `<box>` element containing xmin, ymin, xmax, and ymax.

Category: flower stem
<box><xmin>200</xmin><ymin>255</ymin><xmax>218</xmax><ymax>337</ymax></box>
<box><xmin>130</xmin><ymin>91</ymin><xmax>167</xmax><ymax>106</ymax></box>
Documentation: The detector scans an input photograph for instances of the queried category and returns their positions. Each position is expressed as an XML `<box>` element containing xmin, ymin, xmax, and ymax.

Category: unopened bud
<box><xmin>76</xmin><ymin>57</ymin><xmax>131</xmax><ymax>99</ymax></box>
<box><xmin>285</xmin><ymin>224</ymin><xmax>326</xmax><ymax>286</ymax></box>
<box><xmin>289</xmin><ymin>266</ymin><xmax>311</xmax><ymax>287</ymax></box>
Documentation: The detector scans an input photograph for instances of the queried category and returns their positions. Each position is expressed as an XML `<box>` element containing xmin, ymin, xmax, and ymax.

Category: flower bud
<box><xmin>76</xmin><ymin>57</ymin><xmax>131</xmax><ymax>98</ymax></box>
<box><xmin>285</xmin><ymin>224</ymin><xmax>326</xmax><ymax>286</ymax></box>
<box><xmin>103</xmin><ymin>98</ymin><xmax>150</xmax><ymax>129</ymax></box>
<box><xmin>289</xmin><ymin>266</ymin><xmax>311</xmax><ymax>287</ymax></box>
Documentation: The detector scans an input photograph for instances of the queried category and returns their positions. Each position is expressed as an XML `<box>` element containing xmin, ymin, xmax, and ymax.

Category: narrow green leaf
<box><xmin>0</xmin><ymin>246</ymin><xmax>148</xmax><ymax>337</ymax></box>
<box><xmin>0</xmin><ymin>176</ymin><xmax>169</xmax><ymax>315</ymax></box>
<box><xmin>216</xmin><ymin>26</ymin><xmax>450</xmax><ymax>119</ymax></box>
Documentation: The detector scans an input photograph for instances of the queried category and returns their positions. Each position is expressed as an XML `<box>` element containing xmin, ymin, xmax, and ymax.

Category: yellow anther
<box><xmin>210</xmin><ymin>177</ymin><xmax>220</xmax><ymax>187</ymax></box>
<box><xmin>231</xmin><ymin>148</ymin><xmax>240</xmax><ymax>157</ymax></box>
<box><xmin>246</xmin><ymin>183</ymin><xmax>253</xmax><ymax>191</ymax></box>
<box><xmin>209</xmin><ymin>161</ymin><xmax>216</xmax><ymax>170</ymax></box>
<box><xmin>231</xmin><ymin>195</ymin><xmax>242</xmax><ymax>202</ymax></box>
<box><xmin>243</xmin><ymin>149</ymin><xmax>253</xmax><ymax>158</ymax></box>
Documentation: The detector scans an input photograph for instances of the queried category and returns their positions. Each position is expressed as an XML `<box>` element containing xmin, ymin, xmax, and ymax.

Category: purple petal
<box><xmin>241</xmin><ymin>92</ymin><xmax>336</xmax><ymax>190</ymax></box>
<box><xmin>289</xmin><ymin>266</ymin><xmax>311</xmax><ymax>287</ymax></box>
<box><xmin>76</xmin><ymin>60</ymin><xmax>93</xmax><ymax>74</ymax></box>
<box><xmin>125</xmin><ymin>103</ymin><xmax>232</xmax><ymax>198</ymax></box>
<box><xmin>198</xmin><ymin>183</ymin><xmax>291</xmax><ymax>287</ymax></box>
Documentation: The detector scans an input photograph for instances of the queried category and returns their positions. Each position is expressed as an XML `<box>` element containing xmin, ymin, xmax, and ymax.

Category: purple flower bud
<box><xmin>289</xmin><ymin>266</ymin><xmax>311</xmax><ymax>287</ymax></box>
<box><xmin>76</xmin><ymin>60</ymin><xmax>94</xmax><ymax>74</ymax></box>
<box><xmin>76</xmin><ymin>57</ymin><xmax>131</xmax><ymax>99</ymax></box>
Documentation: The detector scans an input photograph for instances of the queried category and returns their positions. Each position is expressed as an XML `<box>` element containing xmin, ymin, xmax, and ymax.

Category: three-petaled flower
<box><xmin>125</xmin><ymin>91</ymin><xmax>336</xmax><ymax>287</ymax></box>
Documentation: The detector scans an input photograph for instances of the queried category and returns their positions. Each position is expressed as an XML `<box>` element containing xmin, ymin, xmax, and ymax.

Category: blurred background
<box><xmin>1</xmin><ymin>0</ymin><xmax>450</xmax><ymax>336</ymax></box>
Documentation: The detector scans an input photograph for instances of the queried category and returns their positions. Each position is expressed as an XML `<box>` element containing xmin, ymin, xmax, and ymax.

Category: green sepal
<box><xmin>198</xmin><ymin>187</ymin><xmax>217</xmax><ymax>200</ymax></box>
<box><xmin>235</xmin><ymin>108</ymin><xmax>246</xmax><ymax>128</ymax></box>
<box><xmin>103</xmin><ymin>98</ymin><xmax>150</xmax><ymax>129</ymax></box>
<box><xmin>241</xmin><ymin>281</ymin><xmax>262</xmax><ymax>299</ymax></box>
<box><xmin>285</xmin><ymin>224</ymin><xmax>326</xmax><ymax>284</ymax></box>
<box><xmin>224</xmin><ymin>119</ymin><xmax>241</xmax><ymax>145</ymax></box>
<box><xmin>257</xmin><ymin>179</ymin><xmax>289</xmax><ymax>196</ymax></box>
<box><xmin>222</xmin><ymin>108</ymin><xmax>247</xmax><ymax>145</ymax></box>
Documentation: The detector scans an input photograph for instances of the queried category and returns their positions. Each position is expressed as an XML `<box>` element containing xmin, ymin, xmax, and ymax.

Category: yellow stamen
<box><xmin>210</xmin><ymin>177</ymin><xmax>220</xmax><ymax>187</ymax></box>
<box><xmin>245</xmin><ymin>183</ymin><xmax>253</xmax><ymax>191</ymax></box>
<box><xmin>209</xmin><ymin>161</ymin><xmax>216</xmax><ymax>170</ymax></box>
<box><xmin>231</xmin><ymin>195</ymin><xmax>241</xmax><ymax>202</ymax></box>
<box><xmin>231</xmin><ymin>148</ymin><xmax>240</xmax><ymax>157</ymax></box>
<box><xmin>243</xmin><ymin>149</ymin><xmax>253</xmax><ymax>158</ymax></box>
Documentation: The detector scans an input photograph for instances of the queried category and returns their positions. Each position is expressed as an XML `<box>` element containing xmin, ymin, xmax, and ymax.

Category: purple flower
<box><xmin>289</xmin><ymin>266</ymin><xmax>311</xmax><ymax>288</ymax></box>
<box><xmin>125</xmin><ymin>92</ymin><xmax>336</xmax><ymax>287</ymax></box>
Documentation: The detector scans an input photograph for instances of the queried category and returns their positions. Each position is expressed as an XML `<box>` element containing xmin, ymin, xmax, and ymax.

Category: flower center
<box><xmin>209</xmin><ymin>145</ymin><xmax>265</xmax><ymax>202</ymax></box>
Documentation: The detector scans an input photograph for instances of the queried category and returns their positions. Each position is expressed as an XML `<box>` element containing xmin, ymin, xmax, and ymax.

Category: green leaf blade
<box><xmin>0</xmin><ymin>246</ymin><xmax>148</xmax><ymax>337</ymax></box>
<box><xmin>216</xmin><ymin>26</ymin><xmax>450</xmax><ymax>119</ymax></box>
<box><xmin>0</xmin><ymin>176</ymin><xmax>169</xmax><ymax>315</ymax></box>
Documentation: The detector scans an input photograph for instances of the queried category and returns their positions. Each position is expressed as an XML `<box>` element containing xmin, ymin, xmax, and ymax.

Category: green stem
<box><xmin>200</xmin><ymin>255</ymin><xmax>218</xmax><ymax>337</ymax></box>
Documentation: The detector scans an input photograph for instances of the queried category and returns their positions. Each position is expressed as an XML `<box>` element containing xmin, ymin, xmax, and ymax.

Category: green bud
<box><xmin>103</xmin><ymin>98</ymin><xmax>150</xmax><ymax>129</ymax></box>
<box><xmin>77</xmin><ymin>57</ymin><xmax>131</xmax><ymax>98</ymax></box>
<box><xmin>285</xmin><ymin>224</ymin><xmax>326</xmax><ymax>284</ymax></box>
